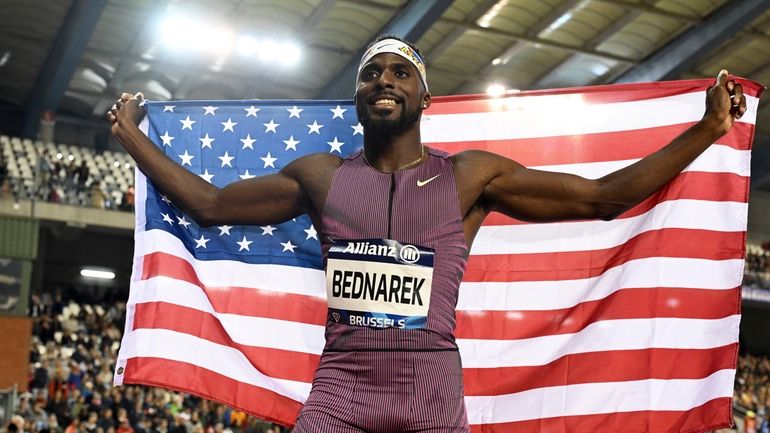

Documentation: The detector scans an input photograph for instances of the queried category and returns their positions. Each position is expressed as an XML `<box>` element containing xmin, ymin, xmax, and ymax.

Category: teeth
<box><xmin>374</xmin><ymin>99</ymin><xmax>397</xmax><ymax>105</ymax></box>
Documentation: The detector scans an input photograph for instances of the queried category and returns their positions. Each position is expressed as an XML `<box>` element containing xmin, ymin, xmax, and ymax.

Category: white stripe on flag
<box><xmin>130</xmin><ymin>276</ymin><xmax>326</xmax><ymax>353</ymax></box>
<box><xmin>457</xmin><ymin>258</ymin><xmax>744</xmax><ymax>311</ymax></box>
<box><xmin>529</xmin><ymin>146</ymin><xmax>749</xmax><ymax>178</ymax></box>
<box><xmin>422</xmin><ymin>93</ymin><xmax>759</xmax><ymax>142</ymax></box>
<box><xmin>471</xmin><ymin>200</ymin><xmax>747</xmax><ymax>254</ymax></box>
<box><xmin>464</xmin><ymin>368</ymin><xmax>735</xmax><ymax>424</ymax></box>
<box><xmin>120</xmin><ymin>328</ymin><xmax>312</xmax><ymax>401</ymax></box>
<box><xmin>457</xmin><ymin>315</ymin><xmax>740</xmax><ymax>368</ymax></box>
<box><xmin>135</xmin><ymin>229</ymin><xmax>326</xmax><ymax>297</ymax></box>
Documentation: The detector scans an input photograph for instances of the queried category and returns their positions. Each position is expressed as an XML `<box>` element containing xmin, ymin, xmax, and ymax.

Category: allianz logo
<box><xmin>341</xmin><ymin>241</ymin><xmax>421</xmax><ymax>263</ymax></box>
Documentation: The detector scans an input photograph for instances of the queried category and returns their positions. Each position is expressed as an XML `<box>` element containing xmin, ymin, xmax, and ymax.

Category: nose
<box><xmin>376</xmin><ymin>69</ymin><xmax>395</xmax><ymax>88</ymax></box>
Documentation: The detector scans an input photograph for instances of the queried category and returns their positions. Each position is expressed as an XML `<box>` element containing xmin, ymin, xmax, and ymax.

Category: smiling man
<box><xmin>108</xmin><ymin>34</ymin><xmax>746</xmax><ymax>433</ymax></box>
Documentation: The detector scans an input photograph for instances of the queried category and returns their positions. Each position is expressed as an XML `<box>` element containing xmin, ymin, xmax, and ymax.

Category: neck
<box><xmin>362</xmin><ymin>125</ymin><xmax>425</xmax><ymax>172</ymax></box>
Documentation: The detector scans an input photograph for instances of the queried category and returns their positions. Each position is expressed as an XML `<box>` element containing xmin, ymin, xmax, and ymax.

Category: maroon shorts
<box><xmin>293</xmin><ymin>349</ymin><xmax>468</xmax><ymax>433</ymax></box>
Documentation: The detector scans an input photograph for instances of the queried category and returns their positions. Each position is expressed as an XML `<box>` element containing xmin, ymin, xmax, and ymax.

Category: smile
<box><xmin>373</xmin><ymin>98</ymin><xmax>398</xmax><ymax>106</ymax></box>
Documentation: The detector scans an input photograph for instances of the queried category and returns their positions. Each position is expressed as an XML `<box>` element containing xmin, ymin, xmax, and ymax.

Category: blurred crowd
<box><xmin>745</xmin><ymin>242</ymin><xmax>770</xmax><ymax>292</ymax></box>
<box><xmin>0</xmin><ymin>150</ymin><xmax>134</xmax><ymax>212</ymax></box>
<box><xmin>4</xmin><ymin>291</ymin><xmax>286</xmax><ymax>433</ymax></box>
<box><xmin>736</xmin><ymin>354</ymin><xmax>770</xmax><ymax>433</ymax></box>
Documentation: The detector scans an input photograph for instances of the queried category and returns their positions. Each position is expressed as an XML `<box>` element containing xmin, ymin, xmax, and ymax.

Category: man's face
<box><xmin>355</xmin><ymin>52</ymin><xmax>430</xmax><ymax>136</ymax></box>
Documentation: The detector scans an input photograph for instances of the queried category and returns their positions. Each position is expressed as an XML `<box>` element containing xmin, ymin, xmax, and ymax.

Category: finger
<box><xmin>120</xmin><ymin>92</ymin><xmax>133</xmax><ymax>100</ymax></box>
<box><xmin>116</xmin><ymin>100</ymin><xmax>123</xmax><ymax>109</ymax></box>
<box><xmin>716</xmin><ymin>69</ymin><xmax>728</xmax><ymax>87</ymax></box>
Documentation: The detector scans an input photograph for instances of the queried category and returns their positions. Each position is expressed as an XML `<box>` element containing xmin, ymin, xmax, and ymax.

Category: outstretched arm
<box><xmin>107</xmin><ymin>93</ymin><xmax>339</xmax><ymax>227</ymax></box>
<box><xmin>458</xmin><ymin>70</ymin><xmax>748</xmax><ymax>223</ymax></box>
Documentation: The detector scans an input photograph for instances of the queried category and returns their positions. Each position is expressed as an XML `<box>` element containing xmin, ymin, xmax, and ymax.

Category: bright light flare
<box><xmin>80</xmin><ymin>269</ymin><xmax>116</xmax><ymax>280</ymax></box>
<box><xmin>486</xmin><ymin>83</ymin><xmax>507</xmax><ymax>98</ymax></box>
<box><xmin>237</xmin><ymin>36</ymin><xmax>259</xmax><ymax>56</ymax></box>
<box><xmin>159</xmin><ymin>16</ymin><xmax>234</xmax><ymax>55</ymax></box>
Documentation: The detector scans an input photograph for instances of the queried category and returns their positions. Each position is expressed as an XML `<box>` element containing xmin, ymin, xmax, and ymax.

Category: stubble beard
<box><xmin>356</xmin><ymin>101</ymin><xmax>422</xmax><ymax>137</ymax></box>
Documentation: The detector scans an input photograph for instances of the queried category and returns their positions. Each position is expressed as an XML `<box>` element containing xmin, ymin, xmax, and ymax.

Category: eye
<box><xmin>395</xmin><ymin>69</ymin><xmax>409</xmax><ymax>78</ymax></box>
<box><xmin>361</xmin><ymin>69</ymin><xmax>379</xmax><ymax>81</ymax></box>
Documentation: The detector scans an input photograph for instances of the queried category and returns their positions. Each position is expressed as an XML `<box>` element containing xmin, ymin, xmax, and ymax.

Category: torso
<box><xmin>319</xmin><ymin>147</ymin><xmax>468</xmax><ymax>351</ymax></box>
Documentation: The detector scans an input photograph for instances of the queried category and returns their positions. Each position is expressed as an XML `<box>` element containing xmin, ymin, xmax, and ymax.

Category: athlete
<box><xmin>108</xmin><ymin>35</ymin><xmax>747</xmax><ymax>433</ymax></box>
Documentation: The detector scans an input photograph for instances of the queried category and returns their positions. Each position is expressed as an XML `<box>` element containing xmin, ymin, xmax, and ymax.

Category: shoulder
<box><xmin>281</xmin><ymin>152</ymin><xmax>344</xmax><ymax>179</ymax></box>
<box><xmin>451</xmin><ymin>149</ymin><xmax>524</xmax><ymax>173</ymax></box>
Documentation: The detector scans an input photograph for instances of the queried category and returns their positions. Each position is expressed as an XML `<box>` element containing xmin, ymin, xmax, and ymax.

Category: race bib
<box><xmin>326</xmin><ymin>239</ymin><xmax>434</xmax><ymax>329</ymax></box>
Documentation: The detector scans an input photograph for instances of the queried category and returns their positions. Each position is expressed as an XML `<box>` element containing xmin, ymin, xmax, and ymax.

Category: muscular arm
<box><xmin>108</xmin><ymin>93</ymin><xmax>341</xmax><ymax>227</ymax></box>
<box><xmin>456</xmin><ymin>70</ymin><xmax>748</xmax><ymax>225</ymax></box>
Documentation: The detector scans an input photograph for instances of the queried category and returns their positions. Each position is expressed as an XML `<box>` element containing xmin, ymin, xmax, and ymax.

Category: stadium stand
<box><xmin>17</xmin><ymin>291</ymin><xmax>288</xmax><ymax>433</ymax></box>
<box><xmin>0</xmin><ymin>136</ymin><xmax>135</xmax><ymax>211</ymax></box>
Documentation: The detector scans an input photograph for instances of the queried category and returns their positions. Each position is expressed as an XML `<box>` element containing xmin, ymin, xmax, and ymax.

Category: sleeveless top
<box><xmin>320</xmin><ymin>147</ymin><xmax>468</xmax><ymax>351</ymax></box>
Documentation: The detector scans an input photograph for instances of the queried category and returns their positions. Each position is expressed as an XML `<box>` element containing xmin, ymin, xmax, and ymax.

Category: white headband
<box><xmin>356</xmin><ymin>38</ymin><xmax>428</xmax><ymax>91</ymax></box>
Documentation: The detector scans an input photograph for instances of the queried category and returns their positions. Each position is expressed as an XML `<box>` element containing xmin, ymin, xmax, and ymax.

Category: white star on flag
<box><xmin>217</xmin><ymin>225</ymin><xmax>232</xmax><ymax>236</ymax></box>
<box><xmin>287</xmin><ymin>106</ymin><xmax>303</xmax><ymax>118</ymax></box>
<box><xmin>199</xmin><ymin>169</ymin><xmax>214</xmax><ymax>183</ymax></box>
<box><xmin>260</xmin><ymin>225</ymin><xmax>276</xmax><ymax>236</ymax></box>
<box><xmin>239</xmin><ymin>170</ymin><xmax>256</xmax><ymax>180</ymax></box>
<box><xmin>161</xmin><ymin>212</ymin><xmax>173</xmax><ymax>224</ymax></box>
<box><xmin>281</xmin><ymin>241</ymin><xmax>297</xmax><ymax>253</ymax></box>
<box><xmin>160</xmin><ymin>131</ymin><xmax>174</xmax><ymax>146</ymax></box>
<box><xmin>194</xmin><ymin>235</ymin><xmax>210</xmax><ymax>248</ymax></box>
<box><xmin>177</xmin><ymin>216</ymin><xmax>191</xmax><ymax>228</ymax></box>
<box><xmin>261</xmin><ymin>152</ymin><xmax>277</xmax><ymax>168</ymax></box>
<box><xmin>240</xmin><ymin>134</ymin><xmax>256</xmax><ymax>150</ymax></box>
<box><xmin>218</xmin><ymin>151</ymin><xmax>234</xmax><ymax>167</ymax></box>
<box><xmin>199</xmin><ymin>133</ymin><xmax>215</xmax><ymax>149</ymax></box>
<box><xmin>178</xmin><ymin>150</ymin><xmax>194</xmax><ymax>166</ymax></box>
<box><xmin>351</xmin><ymin>123</ymin><xmax>364</xmax><ymax>135</ymax></box>
<box><xmin>236</xmin><ymin>236</ymin><xmax>253</xmax><ymax>251</ymax></box>
<box><xmin>327</xmin><ymin>137</ymin><xmax>344</xmax><ymax>153</ymax></box>
<box><xmin>330</xmin><ymin>105</ymin><xmax>347</xmax><ymax>119</ymax></box>
<box><xmin>180</xmin><ymin>115</ymin><xmax>196</xmax><ymax>130</ymax></box>
<box><xmin>244</xmin><ymin>106</ymin><xmax>260</xmax><ymax>117</ymax></box>
<box><xmin>264</xmin><ymin>120</ymin><xmax>279</xmax><ymax>133</ymax></box>
<box><xmin>283</xmin><ymin>136</ymin><xmax>300</xmax><ymax>151</ymax></box>
<box><xmin>307</xmin><ymin>121</ymin><xmax>323</xmax><ymax>134</ymax></box>
<box><xmin>160</xmin><ymin>195</ymin><xmax>172</xmax><ymax>204</ymax></box>
<box><xmin>203</xmin><ymin>106</ymin><xmax>218</xmax><ymax>116</ymax></box>
<box><xmin>163</xmin><ymin>105</ymin><xmax>175</xmax><ymax>112</ymax></box>
<box><xmin>221</xmin><ymin>118</ymin><xmax>237</xmax><ymax>132</ymax></box>
<box><xmin>304</xmin><ymin>225</ymin><xmax>318</xmax><ymax>240</ymax></box>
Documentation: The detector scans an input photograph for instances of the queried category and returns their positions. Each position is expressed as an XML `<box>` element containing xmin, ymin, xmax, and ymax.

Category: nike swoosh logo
<box><xmin>417</xmin><ymin>174</ymin><xmax>441</xmax><ymax>187</ymax></box>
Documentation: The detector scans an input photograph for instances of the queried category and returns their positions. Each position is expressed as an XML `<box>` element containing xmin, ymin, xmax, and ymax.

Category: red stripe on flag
<box><xmin>141</xmin><ymin>252</ymin><xmax>327</xmax><ymax>324</ymax></box>
<box><xmin>456</xmin><ymin>287</ymin><xmax>740</xmax><ymax>340</ymax></box>
<box><xmin>480</xmin><ymin>171</ymin><xmax>748</xmax><ymax>226</ymax></box>
<box><xmin>131</xmin><ymin>302</ymin><xmax>319</xmax><ymax>382</ymax></box>
<box><xmin>122</xmin><ymin>357</ymin><xmax>302</xmax><ymax>427</ymax></box>
<box><xmin>463</xmin><ymin>345</ymin><xmax>738</xmax><ymax>396</ymax></box>
<box><xmin>429</xmin><ymin>122</ymin><xmax>753</xmax><ymax>166</ymax></box>
<box><xmin>465</xmin><ymin>228</ymin><xmax>744</xmax><ymax>282</ymax></box>
<box><xmin>468</xmin><ymin>397</ymin><xmax>733</xmax><ymax>433</ymax></box>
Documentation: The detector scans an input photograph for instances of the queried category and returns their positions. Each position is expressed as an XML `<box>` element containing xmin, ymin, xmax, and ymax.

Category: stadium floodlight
<box><xmin>80</xmin><ymin>269</ymin><xmax>115</xmax><ymax>280</ymax></box>
<box><xmin>258</xmin><ymin>40</ymin><xmax>279</xmax><ymax>61</ymax></box>
<box><xmin>237</xmin><ymin>36</ymin><xmax>259</xmax><ymax>56</ymax></box>
<box><xmin>279</xmin><ymin>42</ymin><xmax>301</xmax><ymax>66</ymax></box>
<box><xmin>486</xmin><ymin>83</ymin><xmax>507</xmax><ymax>98</ymax></box>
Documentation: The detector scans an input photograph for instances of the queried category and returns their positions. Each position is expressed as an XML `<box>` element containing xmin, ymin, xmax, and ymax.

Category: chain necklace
<box><xmin>362</xmin><ymin>146</ymin><xmax>425</xmax><ymax>173</ymax></box>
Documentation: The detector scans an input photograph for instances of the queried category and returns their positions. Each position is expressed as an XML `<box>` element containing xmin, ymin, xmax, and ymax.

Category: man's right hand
<box><xmin>106</xmin><ymin>92</ymin><xmax>146</xmax><ymax>138</ymax></box>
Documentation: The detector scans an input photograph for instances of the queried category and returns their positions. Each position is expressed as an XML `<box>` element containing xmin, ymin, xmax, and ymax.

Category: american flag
<box><xmin>115</xmin><ymin>78</ymin><xmax>763</xmax><ymax>433</ymax></box>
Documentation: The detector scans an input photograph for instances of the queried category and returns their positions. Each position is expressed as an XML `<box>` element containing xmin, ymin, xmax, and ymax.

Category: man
<box><xmin>108</xmin><ymin>35</ymin><xmax>746</xmax><ymax>433</ymax></box>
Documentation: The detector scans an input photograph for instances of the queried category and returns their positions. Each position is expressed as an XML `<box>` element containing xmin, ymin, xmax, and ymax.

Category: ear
<box><xmin>422</xmin><ymin>92</ymin><xmax>432</xmax><ymax>109</ymax></box>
